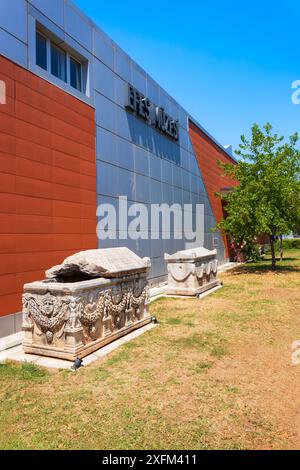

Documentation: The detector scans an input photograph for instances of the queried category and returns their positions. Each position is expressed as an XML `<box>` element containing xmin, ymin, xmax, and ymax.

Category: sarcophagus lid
<box><xmin>46</xmin><ymin>247</ymin><xmax>151</xmax><ymax>280</ymax></box>
<box><xmin>165</xmin><ymin>247</ymin><xmax>217</xmax><ymax>262</ymax></box>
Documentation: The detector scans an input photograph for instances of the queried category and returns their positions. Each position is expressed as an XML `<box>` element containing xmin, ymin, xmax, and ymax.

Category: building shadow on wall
<box><xmin>126</xmin><ymin>113</ymin><xmax>181</xmax><ymax>166</ymax></box>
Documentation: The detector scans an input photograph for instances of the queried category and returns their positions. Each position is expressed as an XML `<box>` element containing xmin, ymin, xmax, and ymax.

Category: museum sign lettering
<box><xmin>125</xmin><ymin>84</ymin><xmax>179</xmax><ymax>142</ymax></box>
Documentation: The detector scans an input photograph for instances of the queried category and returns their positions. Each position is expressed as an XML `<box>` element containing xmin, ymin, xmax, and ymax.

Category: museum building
<box><xmin>0</xmin><ymin>0</ymin><xmax>237</xmax><ymax>338</ymax></box>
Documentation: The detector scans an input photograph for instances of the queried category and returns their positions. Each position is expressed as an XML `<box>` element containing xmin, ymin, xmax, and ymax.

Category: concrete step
<box><xmin>0</xmin><ymin>331</ymin><xmax>23</xmax><ymax>352</ymax></box>
<box><xmin>218</xmin><ymin>262</ymin><xmax>241</xmax><ymax>273</ymax></box>
<box><xmin>149</xmin><ymin>283</ymin><xmax>167</xmax><ymax>302</ymax></box>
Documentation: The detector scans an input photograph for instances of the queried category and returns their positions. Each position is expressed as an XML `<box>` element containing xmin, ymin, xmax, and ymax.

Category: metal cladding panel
<box><xmin>29</xmin><ymin>0</ymin><xmax>64</xmax><ymax>28</ymax></box>
<box><xmin>0</xmin><ymin>28</ymin><xmax>27</xmax><ymax>68</ymax></box>
<box><xmin>1</xmin><ymin>0</ymin><xmax>28</xmax><ymax>43</ymax></box>
<box><xmin>64</xmin><ymin>2</ymin><xmax>93</xmax><ymax>51</ymax></box>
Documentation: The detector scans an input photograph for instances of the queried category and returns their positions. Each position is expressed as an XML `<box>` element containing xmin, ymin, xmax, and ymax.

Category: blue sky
<box><xmin>74</xmin><ymin>0</ymin><xmax>300</xmax><ymax>153</ymax></box>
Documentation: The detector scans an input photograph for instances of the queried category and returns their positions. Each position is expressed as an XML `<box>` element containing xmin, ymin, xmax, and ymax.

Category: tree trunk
<box><xmin>270</xmin><ymin>235</ymin><xmax>276</xmax><ymax>270</ymax></box>
<box><xmin>280</xmin><ymin>235</ymin><xmax>283</xmax><ymax>262</ymax></box>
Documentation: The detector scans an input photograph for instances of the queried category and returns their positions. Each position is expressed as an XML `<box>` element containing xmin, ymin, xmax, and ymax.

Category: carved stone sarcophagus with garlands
<box><xmin>22</xmin><ymin>248</ymin><xmax>151</xmax><ymax>361</ymax></box>
<box><xmin>164</xmin><ymin>247</ymin><xmax>220</xmax><ymax>297</ymax></box>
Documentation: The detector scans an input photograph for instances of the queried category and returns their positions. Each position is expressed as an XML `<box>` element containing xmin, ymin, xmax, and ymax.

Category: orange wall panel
<box><xmin>189</xmin><ymin>120</ymin><xmax>238</xmax><ymax>255</ymax></box>
<box><xmin>0</xmin><ymin>55</ymin><xmax>97</xmax><ymax>318</ymax></box>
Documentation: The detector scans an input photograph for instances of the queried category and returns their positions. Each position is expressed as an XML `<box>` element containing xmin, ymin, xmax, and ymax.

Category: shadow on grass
<box><xmin>232</xmin><ymin>263</ymin><xmax>299</xmax><ymax>275</ymax></box>
<box><xmin>278</xmin><ymin>257</ymin><xmax>298</xmax><ymax>262</ymax></box>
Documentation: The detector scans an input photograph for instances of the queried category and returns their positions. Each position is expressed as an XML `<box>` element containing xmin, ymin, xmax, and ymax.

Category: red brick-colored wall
<box><xmin>0</xmin><ymin>56</ymin><xmax>97</xmax><ymax>317</ymax></box>
<box><xmin>189</xmin><ymin>120</ymin><xmax>238</xmax><ymax>255</ymax></box>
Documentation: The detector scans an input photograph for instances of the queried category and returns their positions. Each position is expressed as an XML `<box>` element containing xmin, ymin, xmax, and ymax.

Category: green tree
<box><xmin>217</xmin><ymin>123</ymin><xmax>300</xmax><ymax>269</ymax></box>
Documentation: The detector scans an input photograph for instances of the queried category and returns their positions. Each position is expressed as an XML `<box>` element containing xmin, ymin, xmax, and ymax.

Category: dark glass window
<box><xmin>36</xmin><ymin>28</ymin><xmax>85</xmax><ymax>93</ymax></box>
<box><xmin>70</xmin><ymin>57</ymin><xmax>82</xmax><ymax>92</ymax></box>
<box><xmin>51</xmin><ymin>43</ymin><xmax>67</xmax><ymax>82</ymax></box>
<box><xmin>36</xmin><ymin>32</ymin><xmax>47</xmax><ymax>70</ymax></box>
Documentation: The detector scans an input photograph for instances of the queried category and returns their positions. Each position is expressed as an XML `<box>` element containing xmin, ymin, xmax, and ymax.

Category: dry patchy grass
<box><xmin>0</xmin><ymin>250</ymin><xmax>299</xmax><ymax>450</ymax></box>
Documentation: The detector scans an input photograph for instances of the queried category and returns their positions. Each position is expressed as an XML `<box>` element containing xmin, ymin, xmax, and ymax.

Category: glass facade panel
<box><xmin>51</xmin><ymin>43</ymin><xmax>67</xmax><ymax>82</ymax></box>
<box><xmin>70</xmin><ymin>57</ymin><xmax>82</xmax><ymax>92</ymax></box>
<box><xmin>36</xmin><ymin>32</ymin><xmax>47</xmax><ymax>71</ymax></box>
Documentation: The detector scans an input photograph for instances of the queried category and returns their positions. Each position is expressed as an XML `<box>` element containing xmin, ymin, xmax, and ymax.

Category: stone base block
<box><xmin>23</xmin><ymin>316</ymin><xmax>152</xmax><ymax>361</ymax></box>
<box><xmin>165</xmin><ymin>279</ymin><xmax>221</xmax><ymax>297</ymax></box>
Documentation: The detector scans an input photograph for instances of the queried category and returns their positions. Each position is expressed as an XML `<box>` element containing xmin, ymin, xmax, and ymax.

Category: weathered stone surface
<box><xmin>23</xmin><ymin>249</ymin><xmax>151</xmax><ymax>361</ymax></box>
<box><xmin>46</xmin><ymin>247</ymin><xmax>151</xmax><ymax>279</ymax></box>
<box><xmin>165</xmin><ymin>247</ymin><xmax>220</xmax><ymax>296</ymax></box>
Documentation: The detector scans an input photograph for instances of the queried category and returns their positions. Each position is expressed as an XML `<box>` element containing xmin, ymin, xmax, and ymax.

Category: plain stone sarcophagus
<box><xmin>22</xmin><ymin>248</ymin><xmax>151</xmax><ymax>361</ymax></box>
<box><xmin>164</xmin><ymin>247</ymin><xmax>220</xmax><ymax>297</ymax></box>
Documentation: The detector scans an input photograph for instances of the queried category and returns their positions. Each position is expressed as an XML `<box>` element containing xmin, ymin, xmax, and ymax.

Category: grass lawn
<box><xmin>0</xmin><ymin>249</ymin><xmax>300</xmax><ymax>450</ymax></box>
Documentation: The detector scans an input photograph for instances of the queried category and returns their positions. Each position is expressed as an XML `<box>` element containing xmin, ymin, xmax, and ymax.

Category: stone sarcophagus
<box><xmin>22</xmin><ymin>248</ymin><xmax>151</xmax><ymax>361</ymax></box>
<box><xmin>164</xmin><ymin>247</ymin><xmax>220</xmax><ymax>297</ymax></box>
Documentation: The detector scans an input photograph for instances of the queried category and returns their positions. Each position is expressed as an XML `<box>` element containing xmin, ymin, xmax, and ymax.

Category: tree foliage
<box><xmin>217</xmin><ymin>123</ymin><xmax>300</xmax><ymax>269</ymax></box>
